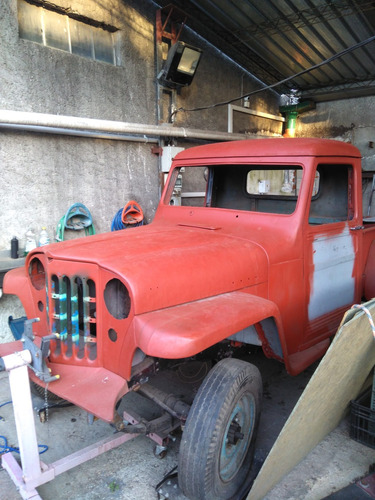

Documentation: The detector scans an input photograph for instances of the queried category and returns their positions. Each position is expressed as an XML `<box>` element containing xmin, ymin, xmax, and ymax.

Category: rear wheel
<box><xmin>178</xmin><ymin>358</ymin><xmax>262</xmax><ymax>500</ymax></box>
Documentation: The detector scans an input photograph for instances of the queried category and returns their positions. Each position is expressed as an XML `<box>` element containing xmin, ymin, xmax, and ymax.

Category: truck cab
<box><xmin>156</xmin><ymin>138</ymin><xmax>371</xmax><ymax>372</ymax></box>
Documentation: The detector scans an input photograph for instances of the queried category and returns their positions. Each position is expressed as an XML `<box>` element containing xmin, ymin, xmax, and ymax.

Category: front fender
<box><xmin>3</xmin><ymin>267</ymin><xmax>38</xmax><ymax>320</ymax></box>
<box><xmin>133</xmin><ymin>291</ymin><xmax>285</xmax><ymax>359</ymax></box>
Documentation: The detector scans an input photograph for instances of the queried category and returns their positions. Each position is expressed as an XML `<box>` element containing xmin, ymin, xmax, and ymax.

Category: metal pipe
<box><xmin>0</xmin><ymin>109</ymin><xmax>250</xmax><ymax>142</ymax></box>
<box><xmin>0</xmin><ymin>123</ymin><xmax>159</xmax><ymax>143</ymax></box>
<box><xmin>228</xmin><ymin>104</ymin><xmax>285</xmax><ymax>133</ymax></box>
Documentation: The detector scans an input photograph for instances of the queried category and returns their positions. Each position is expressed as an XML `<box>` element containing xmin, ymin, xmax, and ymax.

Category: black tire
<box><xmin>178</xmin><ymin>358</ymin><xmax>262</xmax><ymax>500</ymax></box>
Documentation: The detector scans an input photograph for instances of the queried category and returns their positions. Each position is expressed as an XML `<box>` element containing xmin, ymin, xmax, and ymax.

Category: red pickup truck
<box><xmin>3</xmin><ymin>138</ymin><xmax>375</xmax><ymax>499</ymax></box>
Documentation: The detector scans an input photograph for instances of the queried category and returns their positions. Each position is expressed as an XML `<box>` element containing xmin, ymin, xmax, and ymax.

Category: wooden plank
<box><xmin>248</xmin><ymin>300</ymin><xmax>375</xmax><ymax>500</ymax></box>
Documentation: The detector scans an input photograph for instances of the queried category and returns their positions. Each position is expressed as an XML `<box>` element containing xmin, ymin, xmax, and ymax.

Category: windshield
<box><xmin>164</xmin><ymin>164</ymin><xmax>304</xmax><ymax>215</ymax></box>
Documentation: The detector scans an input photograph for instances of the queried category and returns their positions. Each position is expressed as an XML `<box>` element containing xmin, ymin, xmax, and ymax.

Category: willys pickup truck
<box><xmin>3</xmin><ymin>138</ymin><xmax>375</xmax><ymax>500</ymax></box>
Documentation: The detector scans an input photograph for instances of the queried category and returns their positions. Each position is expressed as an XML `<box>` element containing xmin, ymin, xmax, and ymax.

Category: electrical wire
<box><xmin>111</xmin><ymin>202</ymin><xmax>145</xmax><ymax>231</ymax></box>
<box><xmin>0</xmin><ymin>400</ymin><xmax>49</xmax><ymax>454</ymax></box>
<box><xmin>170</xmin><ymin>34</ymin><xmax>375</xmax><ymax>120</ymax></box>
<box><xmin>0</xmin><ymin>400</ymin><xmax>12</xmax><ymax>421</ymax></box>
<box><xmin>0</xmin><ymin>435</ymin><xmax>48</xmax><ymax>454</ymax></box>
<box><xmin>111</xmin><ymin>208</ymin><xmax>126</xmax><ymax>231</ymax></box>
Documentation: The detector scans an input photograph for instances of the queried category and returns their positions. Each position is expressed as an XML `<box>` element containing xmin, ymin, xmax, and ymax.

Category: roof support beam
<box><xmin>301</xmin><ymin>79</ymin><xmax>375</xmax><ymax>102</ymax></box>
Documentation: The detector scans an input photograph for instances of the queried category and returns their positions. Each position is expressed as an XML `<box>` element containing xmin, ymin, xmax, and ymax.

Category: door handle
<box><xmin>350</xmin><ymin>226</ymin><xmax>364</xmax><ymax>230</ymax></box>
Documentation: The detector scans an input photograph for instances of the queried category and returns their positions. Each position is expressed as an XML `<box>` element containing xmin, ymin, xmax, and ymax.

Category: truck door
<box><xmin>304</xmin><ymin>162</ymin><xmax>361</xmax><ymax>343</ymax></box>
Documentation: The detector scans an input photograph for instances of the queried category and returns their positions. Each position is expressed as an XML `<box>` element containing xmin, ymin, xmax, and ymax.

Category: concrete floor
<box><xmin>0</xmin><ymin>350</ymin><xmax>374</xmax><ymax>500</ymax></box>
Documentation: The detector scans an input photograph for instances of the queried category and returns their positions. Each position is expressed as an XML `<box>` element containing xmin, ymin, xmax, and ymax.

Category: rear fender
<box><xmin>133</xmin><ymin>291</ymin><xmax>288</xmax><ymax>360</ymax></box>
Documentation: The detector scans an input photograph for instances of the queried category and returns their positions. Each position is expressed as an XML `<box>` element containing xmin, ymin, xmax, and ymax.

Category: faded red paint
<box><xmin>2</xmin><ymin>138</ymin><xmax>375</xmax><ymax>422</ymax></box>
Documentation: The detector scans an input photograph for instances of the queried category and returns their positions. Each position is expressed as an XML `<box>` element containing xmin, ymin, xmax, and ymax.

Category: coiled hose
<box><xmin>111</xmin><ymin>200</ymin><xmax>145</xmax><ymax>231</ymax></box>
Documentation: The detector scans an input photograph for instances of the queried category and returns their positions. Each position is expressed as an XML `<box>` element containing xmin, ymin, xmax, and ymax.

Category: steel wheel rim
<box><xmin>219</xmin><ymin>393</ymin><xmax>255</xmax><ymax>482</ymax></box>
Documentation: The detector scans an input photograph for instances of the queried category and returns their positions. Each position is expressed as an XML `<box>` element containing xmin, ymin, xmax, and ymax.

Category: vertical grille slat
<box><xmin>50</xmin><ymin>274</ymin><xmax>97</xmax><ymax>361</ymax></box>
<box><xmin>70</xmin><ymin>279</ymin><xmax>79</xmax><ymax>344</ymax></box>
<box><xmin>51</xmin><ymin>276</ymin><xmax>61</xmax><ymax>356</ymax></box>
<box><xmin>83</xmin><ymin>280</ymin><xmax>91</xmax><ymax>338</ymax></box>
<box><xmin>59</xmin><ymin>278</ymin><xmax>68</xmax><ymax>340</ymax></box>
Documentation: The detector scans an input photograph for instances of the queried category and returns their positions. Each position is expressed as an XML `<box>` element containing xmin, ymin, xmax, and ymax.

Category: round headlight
<box><xmin>29</xmin><ymin>257</ymin><xmax>46</xmax><ymax>290</ymax></box>
<box><xmin>104</xmin><ymin>278</ymin><xmax>131</xmax><ymax>319</ymax></box>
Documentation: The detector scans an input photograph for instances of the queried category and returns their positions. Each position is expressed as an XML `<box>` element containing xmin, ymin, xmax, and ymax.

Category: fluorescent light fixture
<box><xmin>158</xmin><ymin>41</ymin><xmax>202</xmax><ymax>88</ymax></box>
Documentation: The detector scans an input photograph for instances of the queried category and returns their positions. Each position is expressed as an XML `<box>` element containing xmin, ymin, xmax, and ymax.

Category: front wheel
<box><xmin>178</xmin><ymin>358</ymin><xmax>262</xmax><ymax>500</ymax></box>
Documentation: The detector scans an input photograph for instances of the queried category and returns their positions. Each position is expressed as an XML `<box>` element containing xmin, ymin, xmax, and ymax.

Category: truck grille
<box><xmin>50</xmin><ymin>274</ymin><xmax>97</xmax><ymax>361</ymax></box>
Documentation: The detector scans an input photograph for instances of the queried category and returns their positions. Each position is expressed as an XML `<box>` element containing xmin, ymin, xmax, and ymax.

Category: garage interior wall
<box><xmin>295</xmin><ymin>97</ymin><xmax>375</xmax><ymax>171</ymax></box>
<box><xmin>1</xmin><ymin>0</ymin><xmax>374</xmax><ymax>342</ymax></box>
<box><xmin>0</xmin><ymin>0</ymin><xmax>280</xmax><ymax>341</ymax></box>
<box><xmin>296</xmin><ymin>97</ymin><xmax>375</xmax><ymax>223</ymax></box>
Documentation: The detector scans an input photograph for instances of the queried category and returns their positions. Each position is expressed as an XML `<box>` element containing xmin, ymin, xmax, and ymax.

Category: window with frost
<box><xmin>18</xmin><ymin>0</ymin><xmax>120</xmax><ymax>65</ymax></box>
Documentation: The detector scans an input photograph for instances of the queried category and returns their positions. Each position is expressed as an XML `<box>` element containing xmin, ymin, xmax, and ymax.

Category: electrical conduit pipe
<box><xmin>0</xmin><ymin>109</ymin><xmax>252</xmax><ymax>143</ymax></box>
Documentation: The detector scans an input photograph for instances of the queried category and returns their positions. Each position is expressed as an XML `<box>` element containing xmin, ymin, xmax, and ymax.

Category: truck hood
<box><xmin>37</xmin><ymin>224</ymin><xmax>268</xmax><ymax>314</ymax></box>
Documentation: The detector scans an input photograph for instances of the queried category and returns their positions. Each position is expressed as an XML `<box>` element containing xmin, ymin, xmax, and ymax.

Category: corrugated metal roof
<box><xmin>156</xmin><ymin>0</ymin><xmax>375</xmax><ymax>101</ymax></box>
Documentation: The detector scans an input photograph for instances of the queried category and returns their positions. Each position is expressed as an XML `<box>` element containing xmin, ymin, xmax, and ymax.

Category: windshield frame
<box><xmin>163</xmin><ymin>163</ymin><xmax>305</xmax><ymax>216</ymax></box>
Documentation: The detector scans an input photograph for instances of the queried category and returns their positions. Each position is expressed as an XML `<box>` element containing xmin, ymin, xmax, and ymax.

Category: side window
<box><xmin>308</xmin><ymin>164</ymin><xmax>353</xmax><ymax>225</ymax></box>
<box><xmin>165</xmin><ymin>167</ymin><xmax>208</xmax><ymax>207</ymax></box>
